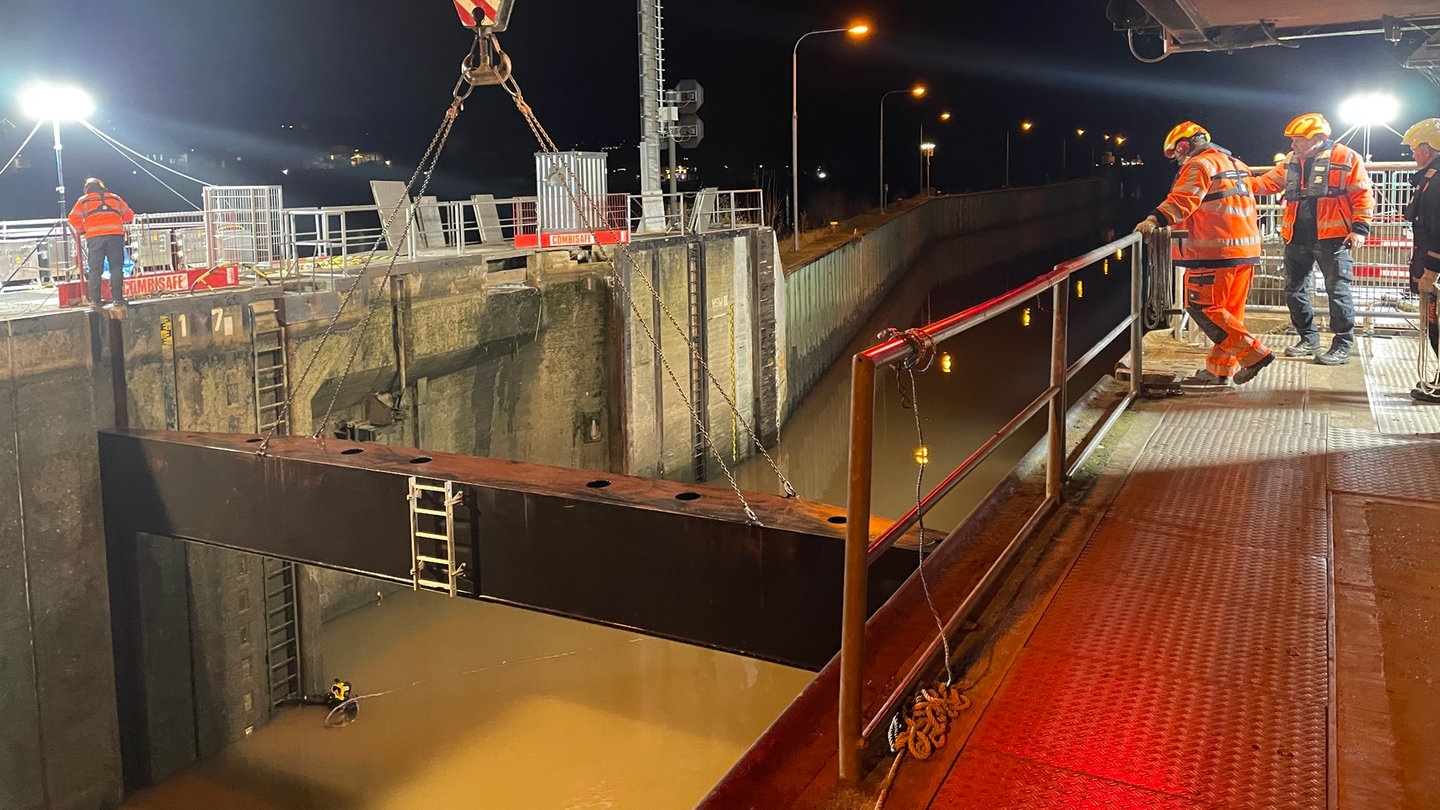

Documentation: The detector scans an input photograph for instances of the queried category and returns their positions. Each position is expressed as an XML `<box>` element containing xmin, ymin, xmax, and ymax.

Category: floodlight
<box><xmin>1339</xmin><ymin>92</ymin><xmax>1398</xmax><ymax>127</ymax></box>
<box><xmin>19</xmin><ymin>83</ymin><xmax>93</xmax><ymax>122</ymax></box>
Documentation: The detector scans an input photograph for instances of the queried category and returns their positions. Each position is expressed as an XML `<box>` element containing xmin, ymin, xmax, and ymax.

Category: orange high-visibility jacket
<box><xmin>1153</xmin><ymin>144</ymin><xmax>1262</xmax><ymax>268</ymax></box>
<box><xmin>67</xmin><ymin>191</ymin><xmax>134</xmax><ymax>238</ymax></box>
<box><xmin>1248</xmin><ymin>140</ymin><xmax>1374</xmax><ymax>242</ymax></box>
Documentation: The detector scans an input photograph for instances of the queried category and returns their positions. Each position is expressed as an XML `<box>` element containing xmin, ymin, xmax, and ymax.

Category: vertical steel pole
<box><xmin>1130</xmin><ymin>238</ymin><xmax>1144</xmax><ymax>398</ymax></box>
<box><xmin>791</xmin><ymin>42</ymin><xmax>800</xmax><ymax>251</ymax></box>
<box><xmin>878</xmin><ymin>96</ymin><xmax>886</xmax><ymax>212</ymax></box>
<box><xmin>1047</xmin><ymin>282</ymin><xmax>1068</xmax><ymax>499</ymax></box>
<box><xmin>839</xmin><ymin>353</ymin><xmax>876</xmax><ymax>782</ymax></box>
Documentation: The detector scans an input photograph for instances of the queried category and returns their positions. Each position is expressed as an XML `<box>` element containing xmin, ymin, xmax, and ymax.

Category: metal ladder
<box><xmin>686</xmin><ymin>240</ymin><xmax>709</xmax><ymax>481</ymax></box>
<box><xmin>408</xmin><ymin>477</ymin><xmax>466</xmax><ymax>596</ymax></box>
<box><xmin>249</xmin><ymin>300</ymin><xmax>289</xmax><ymax>435</ymax></box>
<box><xmin>262</xmin><ymin>556</ymin><xmax>303</xmax><ymax>706</ymax></box>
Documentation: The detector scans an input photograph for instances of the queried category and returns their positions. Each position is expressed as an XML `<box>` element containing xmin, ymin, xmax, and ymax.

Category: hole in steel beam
<box><xmin>245</xmin><ymin>438</ymin><xmax>263</xmax><ymax>443</ymax></box>
<box><xmin>408</xmin><ymin>456</ymin><xmax>432</xmax><ymax>464</ymax></box>
<box><xmin>586</xmin><ymin>480</ymin><xmax>612</xmax><ymax>488</ymax></box>
<box><xmin>827</xmin><ymin>516</ymin><xmax>847</xmax><ymax>524</ymax></box>
<box><xmin>674</xmin><ymin>492</ymin><xmax>701</xmax><ymax>501</ymax></box>
<box><xmin>340</xmin><ymin>448</ymin><xmax>364</xmax><ymax>455</ymax></box>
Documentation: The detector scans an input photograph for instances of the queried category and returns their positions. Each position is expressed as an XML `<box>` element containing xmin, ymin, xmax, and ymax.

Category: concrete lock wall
<box><xmin>0</xmin><ymin>180</ymin><xmax>1114</xmax><ymax>804</ymax></box>
<box><xmin>0</xmin><ymin>313</ymin><xmax>125</xmax><ymax>809</ymax></box>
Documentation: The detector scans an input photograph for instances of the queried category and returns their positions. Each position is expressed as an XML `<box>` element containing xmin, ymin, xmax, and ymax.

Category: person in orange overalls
<box><xmin>67</xmin><ymin>177</ymin><xmax>134</xmax><ymax>309</ymax></box>
<box><xmin>1135</xmin><ymin>122</ymin><xmax>1273</xmax><ymax>386</ymax></box>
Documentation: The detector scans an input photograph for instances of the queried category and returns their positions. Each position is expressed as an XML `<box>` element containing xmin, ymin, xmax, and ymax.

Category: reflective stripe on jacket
<box><xmin>1155</xmin><ymin>144</ymin><xmax>1262</xmax><ymax>268</ymax></box>
<box><xmin>67</xmin><ymin>191</ymin><xmax>134</xmax><ymax>238</ymax></box>
<box><xmin>1248</xmin><ymin>140</ymin><xmax>1374</xmax><ymax>242</ymax></box>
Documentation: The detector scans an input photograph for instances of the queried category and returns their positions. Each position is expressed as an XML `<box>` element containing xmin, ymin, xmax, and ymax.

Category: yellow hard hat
<box><xmin>1283</xmin><ymin>113</ymin><xmax>1331</xmax><ymax>139</ymax></box>
<box><xmin>1163</xmin><ymin>121</ymin><xmax>1209</xmax><ymax>159</ymax></box>
<box><xmin>1401</xmin><ymin>118</ymin><xmax>1440</xmax><ymax>151</ymax></box>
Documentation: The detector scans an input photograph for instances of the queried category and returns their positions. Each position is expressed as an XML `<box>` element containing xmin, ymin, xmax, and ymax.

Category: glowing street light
<box><xmin>920</xmin><ymin>141</ymin><xmax>937</xmax><ymax>195</ymax></box>
<box><xmin>1340</xmin><ymin>92</ymin><xmax>1399</xmax><ymax>158</ymax></box>
<box><xmin>791</xmin><ymin>23</ymin><xmax>870</xmax><ymax>250</ymax></box>
<box><xmin>19</xmin><ymin>83</ymin><xmax>94</xmax><ymax>221</ymax></box>
<box><xmin>880</xmin><ymin>84</ymin><xmax>925</xmax><ymax>211</ymax></box>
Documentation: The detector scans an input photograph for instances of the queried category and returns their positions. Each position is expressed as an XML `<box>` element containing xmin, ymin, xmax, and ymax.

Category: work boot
<box><xmin>1234</xmin><ymin>352</ymin><xmax>1274</xmax><ymax>385</ymax></box>
<box><xmin>1180</xmin><ymin>368</ymin><xmax>1230</xmax><ymax>386</ymax></box>
<box><xmin>1413</xmin><ymin>377</ymin><xmax>1440</xmax><ymax>403</ymax></box>
<box><xmin>1315</xmin><ymin>343</ymin><xmax>1351</xmax><ymax>366</ymax></box>
<box><xmin>1283</xmin><ymin>337</ymin><xmax>1321</xmax><ymax>357</ymax></box>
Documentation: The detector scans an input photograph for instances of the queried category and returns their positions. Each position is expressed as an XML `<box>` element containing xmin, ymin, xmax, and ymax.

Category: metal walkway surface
<box><xmin>912</xmin><ymin>330</ymin><xmax>1440</xmax><ymax>808</ymax></box>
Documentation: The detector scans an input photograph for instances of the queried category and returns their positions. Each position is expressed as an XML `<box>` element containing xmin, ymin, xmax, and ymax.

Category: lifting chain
<box><xmin>259</xmin><ymin>85</ymin><xmax>464</xmax><ymax>454</ymax></box>
<box><xmin>496</xmin><ymin>53</ymin><xmax>797</xmax><ymax>516</ymax></box>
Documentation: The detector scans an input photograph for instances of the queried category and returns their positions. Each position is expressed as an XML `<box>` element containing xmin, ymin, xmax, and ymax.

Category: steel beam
<box><xmin>99</xmin><ymin>430</ymin><xmax>918</xmax><ymax>670</ymax></box>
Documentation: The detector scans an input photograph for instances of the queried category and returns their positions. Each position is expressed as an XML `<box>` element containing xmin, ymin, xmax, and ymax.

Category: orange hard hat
<box><xmin>1163</xmin><ymin>121</ymin><xmax>1209</xmax><ymax>159</ymax></box>
<box><xmin>1283</xmin><ymin>113</ymin><xmax>1331</xmax><ymax>139</ymax></box>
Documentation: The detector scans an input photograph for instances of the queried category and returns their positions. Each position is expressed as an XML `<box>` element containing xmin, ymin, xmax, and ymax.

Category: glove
<box><xmin>1421</xmin><ymin>269</ymin><xmax>1439</xmax><ymax>295</ymax></box>
<box><xmin>1133</xmin><ymin>216</ymin><xmax>1158</xmax><ymax>235</ymax></box>
<box><xmin>1344</xmin><ymin>233</ymin><xmax>1365</xmax><ymax>250</ymax></box>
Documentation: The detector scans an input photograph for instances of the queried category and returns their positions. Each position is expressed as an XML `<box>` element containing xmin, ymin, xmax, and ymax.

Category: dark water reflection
<box><xmin>737</xmin><ymin>238</ymin><xmax>1131</xmax><ymax>532</ymax></box>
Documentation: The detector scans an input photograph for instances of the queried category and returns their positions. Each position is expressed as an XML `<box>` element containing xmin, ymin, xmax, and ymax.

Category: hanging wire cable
<box><xmin>80</xmin><ymin>121</ymin><xmax>200</xmax><ymax>210</ymax></box>
<box><xmin>77</xmin><ymin>120</ymin><xmax>215</xmax><ymax>186</ymax></box>
<box><xmin>0</xmin><ymin>121</ymin><xmax>44</xmax><ymax>182</ymax></box>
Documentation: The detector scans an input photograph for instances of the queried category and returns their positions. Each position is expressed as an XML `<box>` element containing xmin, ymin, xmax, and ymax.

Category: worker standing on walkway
<box><xmin>1401</xmin><ymin>118</ymin><xmax>1440</xmax><ymax>403</ymax></box>
<box><xmin>66</xmin><ymin>177</ymin><xmax>134</xmax><ymax>310</ymax></box>
<box><xmin>1247</xmin><ymin>113</ymin><xmax>1375</xmax><ymax>366</ymax></box>
<box><xmin>1135</xmin><ymin>121</ymin><xmax>1273</xmax><ymax>386</ymax></box>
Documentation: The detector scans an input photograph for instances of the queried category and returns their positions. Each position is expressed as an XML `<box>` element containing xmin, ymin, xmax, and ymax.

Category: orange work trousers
<box><xmin>1184</xmin><ymin>264</ymin><xmax>1271</xmax><ymax>377</ymax></box>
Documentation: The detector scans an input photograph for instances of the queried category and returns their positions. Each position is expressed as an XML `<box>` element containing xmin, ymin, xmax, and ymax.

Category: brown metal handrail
<box><xmin>837</xmin><ymin>230</ymin><xmax>1155</xmax><ymax>781</ymax></box>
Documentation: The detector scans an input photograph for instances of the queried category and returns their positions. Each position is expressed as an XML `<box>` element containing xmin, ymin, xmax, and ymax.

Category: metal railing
<box><xmin>836</xmin><ymin>231</ymin><xmax>1158</xmax><ymax>781</ymax></box>
<box><xmin>0</xmin><ymin>186</ymin><xmax>765</xmax><ymax>298</ymax></box>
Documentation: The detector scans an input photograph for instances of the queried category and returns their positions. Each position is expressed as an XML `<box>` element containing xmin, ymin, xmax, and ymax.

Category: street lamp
<box><xmin>1340</xmin><ymin>91</ymin><xmax>1399</xmax><ymax>159</ymax></box>
<box><xmin>19</xmin><ymin>82</ymin><xmax>94</xmax><ymax>222</ymax></box>
<box><xmin>920</xmin><ymin>141</ymin><xmax>936</xmax><ymax>196</ymax></box>
<box><xmin>1005</xmin><ymin>120</ymin><xmax>1033</xmax><ymax>187</ymax></box>
<box><xmin>879</xmin><ymin>85</ymin><xmax>925</xmax><ymax>212</ymax></box>
<box><xmin>875</xmin><ymin>84</ymin><xmax>921</xmax><ymax>211</ymax></box>
<box><xmin>918</xmin><ymin>112</ymin><xmax>949</xmax><ymax>196</ymax></box>
<box><xmin>791</xmin><ymin>23</ymin><xmax>869</xmax><ymax>250</ymax></box>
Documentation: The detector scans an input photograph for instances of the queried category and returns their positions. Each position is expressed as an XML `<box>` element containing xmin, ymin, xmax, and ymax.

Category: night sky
<box><xmin>0</xmin><ymin>1</ymin><xmax>1436</xmax><ymax>217</ymax></box>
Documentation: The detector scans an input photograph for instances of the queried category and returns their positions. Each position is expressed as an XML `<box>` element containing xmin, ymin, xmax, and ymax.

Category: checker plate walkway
<box><xmin>917</xmin><ymin>330</ymin><xmax>1440</xmax><ymax>808</ymax></box>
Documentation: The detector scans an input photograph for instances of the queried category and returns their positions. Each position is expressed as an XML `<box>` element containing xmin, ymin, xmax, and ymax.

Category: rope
<box><xmin>873</xmin><ymin>682</ymin><xmax>971</xmax><ymax>807</ymax></box>
<box><xmin>77</xmin><ymin>119</ymin><xmax>216</xmax><ymax>187</ymax></box>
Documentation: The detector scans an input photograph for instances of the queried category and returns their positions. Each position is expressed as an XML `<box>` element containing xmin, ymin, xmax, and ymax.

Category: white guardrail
<box><xmin>0</xmin><ymin>187</ymin><xmax>766</xmax><ymax>291</ymax></box>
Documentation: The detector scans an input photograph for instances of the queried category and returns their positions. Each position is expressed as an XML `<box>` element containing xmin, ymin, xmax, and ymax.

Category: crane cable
<box><xmin>486</xmin><ymin>29</ymin><xmax>795</xmax><ymax>517</ymax></box>
<box><xmin>260</xmin><ymin>89</ymin><xmax>465</xmax><ymax>452</ymax></box>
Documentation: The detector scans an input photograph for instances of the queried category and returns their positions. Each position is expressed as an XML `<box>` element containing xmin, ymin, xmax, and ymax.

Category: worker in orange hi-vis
<box><xmin>67</xmin><ymin>177</ymin><xmax>135</xmax><ymax>310</ymax></box>
<box><xmin>1248</xmin><ymin>113</ymin><xmax>1375</xmax><ymax>366</ymax></box>
<box><xmin>1135</xmin><ymin>122</ymin><xmax>1274</xmax><ymax>387</ymax></box>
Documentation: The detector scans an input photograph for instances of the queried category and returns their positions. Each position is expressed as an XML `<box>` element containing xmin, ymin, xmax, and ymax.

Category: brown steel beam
<box><xmin>99</xmin><ymin>429</ymin><xmax>918</xmax><ymax>671</ymax></box>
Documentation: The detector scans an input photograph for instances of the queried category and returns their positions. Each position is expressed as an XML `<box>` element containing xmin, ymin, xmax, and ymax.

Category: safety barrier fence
<box><xmin>1251</xmin><ymin>161</ymin><xmax>1419</xmax><ymax>325</ymax></box>
<box><xmin>836</xmin><ymin>231</ymin><xmax>1158</xmax><ymax>781</ymax></box>
<box><xmin>0</xmin><ymin>187</ymin><xmax>764</xmax><ymax>298</ymax></box>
